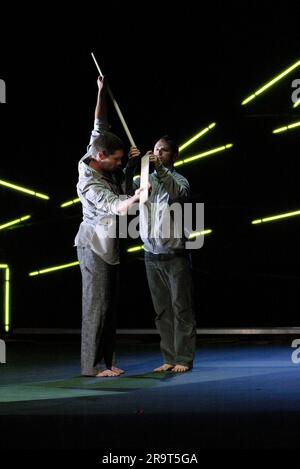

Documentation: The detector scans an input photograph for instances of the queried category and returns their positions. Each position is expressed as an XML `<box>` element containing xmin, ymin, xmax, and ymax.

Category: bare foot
<box><xmin>96</xmin><ymin>369</ymin><xmax>120</xmax><ymax>377</ymax></box>
<box><xmin>172</xmin><ymin>365</ymin><xmax>190</xmax><ymax>373</ymax></box>
<box><xmin>153</xmin><ymin>364</ymin><xmax>174</xmax><ymax>372</ymax></box>
<box><xmin>111</xmin><ymin>366</ymin><xmax>125</xmax><ymax>374</ymax></box>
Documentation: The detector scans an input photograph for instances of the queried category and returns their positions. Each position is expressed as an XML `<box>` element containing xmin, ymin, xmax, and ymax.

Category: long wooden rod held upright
<box><xmin>91</xmin><ymin>52</ymin><xmax>136</xmax><ymax>147</ymax></box>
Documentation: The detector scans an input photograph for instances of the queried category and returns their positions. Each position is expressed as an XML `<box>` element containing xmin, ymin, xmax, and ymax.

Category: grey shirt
<box><xmin>74</xmin><ymin>119</ymin><xmax>130</xmax><ymax>265</ymax></box>
<box><xmin>134</xmin><ymin>164</ymin><xmax>190</xmax><ymax>254</ymax></box>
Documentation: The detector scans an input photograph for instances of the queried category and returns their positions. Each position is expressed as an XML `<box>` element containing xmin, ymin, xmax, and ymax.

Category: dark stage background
<box><xmin>0</xmin><ymin>1</ymin><xmax>300</xmax><ymax>331</ymax></box>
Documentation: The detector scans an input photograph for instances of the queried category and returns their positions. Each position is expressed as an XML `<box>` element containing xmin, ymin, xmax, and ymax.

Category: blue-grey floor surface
<box><xmin>0</xmin><ymin>335</ymin><xmax>300</xmax><ymax>453</ymax></box>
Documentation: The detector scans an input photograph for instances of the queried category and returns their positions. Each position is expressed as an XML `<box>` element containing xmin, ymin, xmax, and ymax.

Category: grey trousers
<box><xmin>145</xmin><ymin>252</ymin><xmax>197</xmax><ymax>368</ymax></box>
<box><xmin>77</xmin><ymin>247</ymin><xmax>119</xmax><ymax>376</ymax></box>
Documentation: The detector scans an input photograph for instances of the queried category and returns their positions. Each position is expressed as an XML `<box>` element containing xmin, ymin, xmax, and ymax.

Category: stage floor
<box><xmin>1</xmin><ymin>336</ymin><xmax>300</xmax><ymax>451</ymax></box>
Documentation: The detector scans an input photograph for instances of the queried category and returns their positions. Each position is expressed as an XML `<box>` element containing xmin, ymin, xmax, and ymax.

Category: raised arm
<box><xmin>87</xmin><ymin>77</ymin><xmax>110</xmax><ymax>150</ymax></box>
<box><xmin>95</xmin><ymin>76</ymin><xmax>108</xmax><ymax>126</ymax></box>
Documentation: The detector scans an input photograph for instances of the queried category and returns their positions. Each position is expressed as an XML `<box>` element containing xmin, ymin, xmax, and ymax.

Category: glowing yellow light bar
<box><xmin>293</xmin><ymin>99</ymin><xmax>300</xmax><ymax>108</ymax></box>
<box><xmin>0</xmin><ymin>215</ymin><xmax>31</xmax><ymax>231</ymax></box>
<box><xmin>273</xmin><ymin>120</ymin><xmax>300</xmax><ymax>134</ymax></box>
<box><xmin>127</xmin><ymin>230</ymin><xmax>212</xmax><ymax>253</ymax></box>
<box><xmin>179</xmin><ymin>123</ymin><xmax>216</xmax><ymax>152</ymax></box>
<box><xmin>0</xmin><ymin>179</ymin><xmax>50</xmax><ymax>200</ymax></box>
<box><xmin>242</xmin><ymin>59</ymin><xmax>300</xmax><ymax>105</ymax></box>
<box><xmin>60</xmin><ymin>198</ymin><xmax>80</xmax><ymax>208</ymax></box>
<box><xmin>29</xmin><ymin>261</ymin><xmax>79</xmax><ymax>277</ymax></box>
<box><xmin>188</xmin><ymin>229</ymin><xmax>212</xmax><ymax>239</ymax></box>
<box><xmin>242</xmin><ymin>94</ymin><xmax>256</xmax><ymax>105</ymax></box>
<box><xmin>5</xmin><ymin>268</ymin><xmax>10</xmax><ymax>332</ymax></box>
<box><xmin>252</xmin><ymin>209</ymin><xmax>300</xmax><ymax>225</ymax></box>
<box><xmin>127</xmin><ymin>245</ymin><xmax>144</xmax><ymax>253</ymax></box>
<box><xmin>0</xmin><ymin>265</ymin><xmax>10</xmax><ymax>333</ymax></box>
<box><xmin>174</xmin><ymin>144</ymin><xmax>233</xmax><ymax>167</ymax></box>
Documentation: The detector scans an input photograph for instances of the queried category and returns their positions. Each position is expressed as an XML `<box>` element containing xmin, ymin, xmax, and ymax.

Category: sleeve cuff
<box><xmin>94</xmin><ymin>118</ymin><xmax>110</xmax><ymax>132</ymax></box>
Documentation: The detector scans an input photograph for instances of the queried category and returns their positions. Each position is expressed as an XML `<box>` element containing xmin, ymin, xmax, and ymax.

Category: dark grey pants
<box><xmin>77</xmin><ymin>247</ymin><xmax>119</xmax><ymax>376</ymax></box>
<box><xmin>145</xmin><ymin>252</ymin><xmax>197</xmax><ymax>368</ymax></box>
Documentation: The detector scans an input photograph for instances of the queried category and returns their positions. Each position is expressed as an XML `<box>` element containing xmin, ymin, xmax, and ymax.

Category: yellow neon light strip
<box><xmin>0</xmin><ymin>179</ymin><xmax>49</xmax><ymax>200</ymax></box>
<box><xmin>127</xmin><ymin>230</ymin><xmax>212</xmax><ymax>253</ymax></box>
<box><xmin>5</xmin><ymin>268</ymin><xmax>10</xmax><ymax>332</ymax></box>
<box><xmin>127</xmin><ymin>245</ymin><xmax>144</xmax><ymax>253</ymax></box>
<box><xmin>293</xmin><ymin>99</ymin><xmax>300</xmax><ymax>109</ymax></box>
<box><xmin>60</xmin><ymin>198</ymin><xmax>80</xmax><ymax>208</ymax></box>
<box><xmin>273</xmin><ymin>120</ymin><xmax>300</xmax><ymax>134</ymax></box>
<box><xmin>242</xmin><ymin>59</ymin><xmax>300</xmax><ymax>105</ymax></box>
<box><xmin>179</xmin><ymin>123</ymin><xmax>216</xmax><ymax>152</ymax></box>
<box><xmin>252</xmin><ymin>209</ymin><xmax>300</xmax><ymax>225</ymax></box>
<box><xmin>174</xmin><ymin>144</ymin><xmax>233</xmax><ymax>167</ymax></box>
<box><xmin>29</xmin><ymin>261</ymin><xmax>79</xmax><ymax>277</ymax></box>
<box><xmin>0</xmin><ymin>265</ymin><xmax>10</xmax><ymax>333</ymax></box>
<box><xmin>0</xmin><ymin>215</ymin><xmax>31</xmax><ymax>231</ymax></box>
<box><xmin>188</xmin><ymin>229</ymin><xmax>212</xmax><ymax>239</ymax></box>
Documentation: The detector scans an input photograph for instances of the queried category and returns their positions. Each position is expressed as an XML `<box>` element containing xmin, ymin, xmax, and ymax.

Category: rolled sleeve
<box><xmin>88</xmin><ymin>118</ymin><xmax>110</xmax><ymax>149</ymax></box>
<box><xmin>156</xmin><ymin>166</ymin><xmax>190</xmax><ymax>202</ymax></box>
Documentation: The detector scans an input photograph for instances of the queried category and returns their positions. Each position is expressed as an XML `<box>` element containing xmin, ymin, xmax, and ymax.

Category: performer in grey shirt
<box><xmin>75</xmin><ymin>76</ymin><xmax>141</xmax><ymax>377</ymax></box>
<box><xmin>131</xmin><ymin>137</ymin><xmax>196</xmax><ymax>373</ymax></box>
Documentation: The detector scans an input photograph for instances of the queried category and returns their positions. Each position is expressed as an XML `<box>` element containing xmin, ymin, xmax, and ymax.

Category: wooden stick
<box><xmin>91</xmin><ymin>52</ymin><xmax>136</xmax><ymax>147</ymax></box>
<box><xmin>91</xmin><ymin>52</ymin><xmax>104</xmax><ymax>77</ymax></box>
<box><xmin>140</xmin><ymin>153</ymin><xmax>150</xmax><ymax>204</ymax></box>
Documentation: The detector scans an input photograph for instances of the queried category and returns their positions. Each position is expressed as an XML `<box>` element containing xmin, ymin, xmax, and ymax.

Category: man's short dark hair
<box><xmin>159</xmin><ymin>135</ymin><xmax>179</xmax><ymax>156</ymax></box>
<box><xmin>90</xmin><ymin>132</ymin><xmax>124</xmax><ymax>158</ymax></box>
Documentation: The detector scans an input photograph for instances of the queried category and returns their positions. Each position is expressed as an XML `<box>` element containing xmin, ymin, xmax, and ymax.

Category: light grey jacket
<box><xmin>74</xmin><ymin>119</ymin><xmax>132</xmax><ymax>265</ymax></box>
<box><xmin>134</xmin><ymin>164</ymin><xmax>190</xmax><ymax>254</ymax></box>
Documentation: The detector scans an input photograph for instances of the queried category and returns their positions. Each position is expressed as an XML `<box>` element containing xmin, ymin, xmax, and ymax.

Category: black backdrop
<box><xmin>0</xmin><ymin>1</ymin><xmax>300</xmax><ymax>331</ymax></box>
